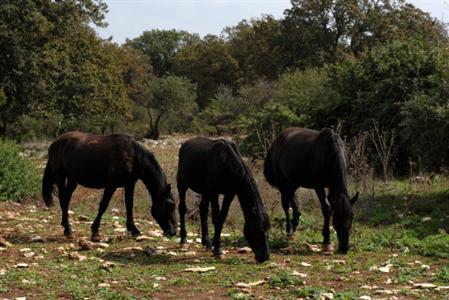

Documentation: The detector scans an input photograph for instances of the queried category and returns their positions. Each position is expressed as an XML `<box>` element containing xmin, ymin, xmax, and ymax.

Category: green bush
<box><xmin>0</xmin><ymin>140</ymin><xmax>40</xmax><ymax>201</ymax></box>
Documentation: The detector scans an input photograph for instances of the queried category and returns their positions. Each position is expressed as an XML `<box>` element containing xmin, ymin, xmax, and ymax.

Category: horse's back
<box><xmin>47</xmin><ymin>131</ymin><xmax>135</xmax><ymax>188</ymax></box>
<box><xmin>265</xmin><ymin>127</ymin><xmax>329</xmax><ymax>189</ymax></box>
<box><xmin>177</xmin><ymin>136</ymin><xmax>239</xmax><ymax>194</ymax></box>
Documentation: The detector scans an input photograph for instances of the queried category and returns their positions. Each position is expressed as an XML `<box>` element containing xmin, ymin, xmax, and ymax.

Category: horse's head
<box><xmin>331</xmin><ymin>192</ymin><xmax>359</xmax><ymax>253</ymax></box>
<box><xmin>243</xmin><ymin>205</ymin><xmax>270</xmax><ymax>263</ymax></box>
<box><xmin>151</xmin><ymin>184</ymin><xmax>177</xmax><ymax>237</ymax></box>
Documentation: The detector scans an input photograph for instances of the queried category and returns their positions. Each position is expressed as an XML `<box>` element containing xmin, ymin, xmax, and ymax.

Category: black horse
<box><xmin>42</xmin><ymin>131</ymin><xmax>177</xmax><ymax>241</ymax></box>
<box><xmin>264</xmin><ymin>127</ymin><xmax>358</xmax><ymax>253</ymax></box>
<box><xmin>177</xmin><ymin>137</ymin><xmax>270</xmax><ymax>263</ymax></box>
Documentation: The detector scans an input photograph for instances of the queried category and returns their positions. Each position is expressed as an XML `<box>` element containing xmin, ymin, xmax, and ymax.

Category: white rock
<box><xmin>291</xmin><ymin>271</ymin><xmax>308</xmax><ymax>278</ymax></box>
<box><xmin>184</xmin><ymin>266</ymin><xmax>216</xmax><ymax>273</ymax></box>
<box><xmin>421</xmin><ymin>217</ymin><xmax>432</xmax><ymax>222</ymax></box>
<box><xmin>300</xmin><ymin>262</ymin><xmax>312</xmax><ymax>267</ymax></box>
<box><xmin>97</xmin><ymin>283</ymin><xmax>110</xmax><ymax>288</ymax></box>
<box><xmin>136</xmin><ymin>235</ymin><xmax>152</xmax><ymax>242</ymax></box>
<box><xmin>0</xmin><ymin>269</ymin><xmax>6</xmax><ymax>276</ymax></box>
<box><xmin>413</xmin><ymin>283</ymin><xmax>437</xmax><ymax>289</ymax></box>
<box><xmin>15</xmin><ymin>263</ymin><xmax>28</xmax><ymax>268</ymax></box>
<box><xmin>319</xmin><ymin>292</ymin><xmax>334</xmax><ymax>300</ymax></box>
<box><xmin>237</xmin><ymin>247</ymin><xmax>252</xmax><ymax>253</ymax></box>
<box><xmin>359</xmin><ymin>296</ymin><xmax>371</xmax><ymax>300</ymax></box>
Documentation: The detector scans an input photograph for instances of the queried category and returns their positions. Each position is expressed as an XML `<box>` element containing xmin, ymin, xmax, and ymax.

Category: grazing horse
<box><xmin>264</xmin><ymin>127</ymin><xmax>358</xmax><ymax>253</ymax></box>
<box><xmin>42</xmin><ymin>131</ymin><xmax>177</xmax><ymax>241</ymax></box>
<box><xmin>177</xmin><ymin>137</ymin><xmax>270</xmax><ymax>263</ymax></box>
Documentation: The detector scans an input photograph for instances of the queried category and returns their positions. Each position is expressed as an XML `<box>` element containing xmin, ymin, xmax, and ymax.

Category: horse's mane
<box><xmin>317</xmin><ymin>128</ymin><xmax>348</xmax><ymax>194</ymax></box>
<box><xmin>220</xmin><ymin>139</ymin><xmax>270</xmax><ymax>231</ymax></box>
<box><xmin>131</xmin><ymin>140</ymin><xmax>167</xmax><ymax>188</ymax></box>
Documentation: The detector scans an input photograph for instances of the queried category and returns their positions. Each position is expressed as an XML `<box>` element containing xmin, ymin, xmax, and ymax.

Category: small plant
<box><xmin>268</xmin><ymin>270</ymin><xmax>304</xmax><ymax>288</ymax></box>
<box><xmin>0</xmin><ymin>140</ymin><xmax>40</xmax><ymax>201</ymax></box>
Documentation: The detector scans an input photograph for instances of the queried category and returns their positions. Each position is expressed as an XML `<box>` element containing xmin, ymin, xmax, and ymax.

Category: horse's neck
<box><xmin>141</xmin><ymin>157</ymin><xmax>165</xmax><ymax>200</ymax></box>
<box><xmin>236</xmin><ymin>179</ymin><xmax>261</xmax><ymax>217</ymax></box>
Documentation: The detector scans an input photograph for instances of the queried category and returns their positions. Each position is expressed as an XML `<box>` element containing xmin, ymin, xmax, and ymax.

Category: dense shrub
<box><xmin>0</xmin><ymin>140</ymin><xmax>40</xmax><ymax>201</ymax></box>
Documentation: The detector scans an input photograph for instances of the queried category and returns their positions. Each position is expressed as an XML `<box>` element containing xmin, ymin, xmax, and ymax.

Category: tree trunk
<box><xmin>144</xmin><ymin>111</ymin><xmax>165</xmax><ymax>140</ymax></box>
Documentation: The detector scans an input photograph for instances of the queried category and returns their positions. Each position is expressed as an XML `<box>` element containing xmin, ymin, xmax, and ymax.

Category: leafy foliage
<box><xmin>0</xmin><ymin>140</ymin><xmax>40</xmax><ymax>201</ymax></box>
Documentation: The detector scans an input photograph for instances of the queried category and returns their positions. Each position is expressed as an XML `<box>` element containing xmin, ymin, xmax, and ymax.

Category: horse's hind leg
<box><xmin>178</xmin><ymin>182</ymin><xmax>188</xmax><ymax>246</ymax></box>
<box><xmin>124</xmin><ymin>183</ymin><xmax>140</xmax><ymax>238</ymax></box>
<box><xmin>91</xmin><ymin>187</ymin><xmax>116</xmax><ymax>242</ymax></box>
<box><xmin>280</xmin><ymin>187</ymin><xmax>295</xmax><ymax>237</ymax></box>
<box><xmin>58</xmin><ymin>178</ymin><xmax>77</xmax><ymax>238</ymax></box>
<box><xmin>199</xmin><ymin>196</ymin><xmax>212</xmax><ymax>248</ymax></box>
<box><xmin>290</xmin><ymin>193</ymin><xmax>301</xmax><ymax>232</ymax></box>
<box><xmin>316</xmin><ymin>188</ymin><xmax>332</xmax><ymax>251</ymax></box>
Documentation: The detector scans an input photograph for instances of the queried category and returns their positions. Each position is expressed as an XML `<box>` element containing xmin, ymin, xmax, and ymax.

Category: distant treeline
<box><xmin>1</xmin><ymin>0</ymin><xmax>449</xmax><ymax>173</ymax></box>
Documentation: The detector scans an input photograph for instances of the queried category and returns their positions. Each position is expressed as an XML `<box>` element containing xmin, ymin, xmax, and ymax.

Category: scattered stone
<box><xmin>19</xmin><ymin>248</ymin><xmax>32</xmax><ymax>253</ymax></box>
<box><xmin>307</xmin><ymin>243</ymin><xmax>322</xmax><ymax>253</ymax></box>
<box><xmin>238</xmin><ymin>247</ymin><xmax>252</xmax><ymax>253</ymax></box>
<box><xmin>97</xmin><ymin>283</ymin><xmax>110</xmax><ymax>288</ymax></box>
<box><xmin>332</xmin><ymin>260</ymin><xmax>346</xmax><ymax>265</ymax></box>
<box><xmin>0</xmin><ymin>237</ymin><xmax>12</xmax><ymax>248</ymax></box>
<box><xmin>101</xmin><ymin>261</ymin><xmax>116</xmax><ymax>269</ymax></box>
<box><xmin>148</xmin><ymin>230</ymin><xmax>162</xmax><ymax>237</ymax></box>
<box><xmin>155</xmin><ymin>276</ymin><xmax>166</xmax><ymax>281</ymax></box>
<box><xmin>68</xmin><ymin>210</ymin><xmax>74</xmax><ymax>215</ymax></box>
<box><xmin>78</xmin><ymin>239</ymin><xmax>93</xmax><ymax>250</ymax></box>
<box><xmin>235</xmin><ymin>282</ymin><xmax>249</xmax><ymax>288</ymax></box>
<box><xmin>168</xmin><ymin>251</ymin><xmax>177</xmax><ymax>256</ymax></box>
<box><xmin>436</xmin><ymin>286</ymin><xmax>449</xmax><ymax>291</ymax></box>
<box><xmin>300</xmin><ymin>262</ymin><xmax>312</xmax><ymax>267</ymax></box>
<box><xmin>114</xmin><ymin>228</ymin><xmax>127</xmax><ymax>233</ymax></box>
<box><xmin>421</xmin><ymin>217</ymin><xmax>432</xmax><ymax>222</ymax></box>
<box><xmin>15</xmin><ymin>263</ymin><xmax>28</xmax><ymax>268</ymax></box>
<box><xmin>374</xmin><ymin>289</ymin><xmax>396</xmax><ymax>295</ymax></box>
<box><xmin>15</xmin><ymin>297</ymin><xmax>26</xmax><ymax>300</ymax></box>
<box><xmin>359</xmin><ymin>296</ymin><xmax>371</xmax><ymax>300</ymax></box>
<box><xmin>23</xmin><ymin>251</ymin><xmax>35</xmax><ymax>258</ymax></box>
<box><xmin>195</xmin><ymin>238</ymin><xmax>202</xmax><ymax>243</ymax></box>
<box><xmin>136</xmin><ymin>235</ymin><xmax>152</xmax><ymax>242</ymax></box>
<box><xmin>0</xmin><ymin>269</ymin><xmax>6</xmax><ymax>276</ymax></box>
<box><xmin>291</xmin><ymin>271</ymin><xmax>308</xmax><ymax>278</ymax></box>
<box><xmin>379</xmin><ymin>266</ymin><xmax>391</xmax><ymax>273</ymax></box>
<box><xmin>111</xmin><ymin>208</ymin><xmax>120</xmax><ymax>214</ymax></box>
<box><xmin>95</xmin><ymin>243</ymin><xmax>110</xmax><ymax>249</ymax></box>
<box><xmin>69</xmin><ymin>251</ymin><xmax>86</xmax><ymax>262</ymax></box>
<box><xmin>184</xmin><ymin>266</ymin><xmax>216</xmax><ymax>273</ymax></box>
<box><xmin>319</xmin><ymin>292</ymin><xmax>334</xmax><ymax>300</ymax></box>
<box><xmin>78</xmin><ymin>215</ymin><xmax>89</xmax><ymax>221</ymax></box>
<box><xmin>30</xmin><ymin>236</ymin><xmax>44</xmax><ymax>243</ymax></box>
<box><xmin>184</xmin><ymin>251</ymin><xmax>196</xmax><ymax>256</ymax></box>
<box><xmin>124</xmin><ymin>246</ymin><xmax>143</xmax><ymax>252</ymax></box>
<box><xmin>413</xmin><ymin>283</ymin><xmax>437</xmax><ymax>289</ymax></box>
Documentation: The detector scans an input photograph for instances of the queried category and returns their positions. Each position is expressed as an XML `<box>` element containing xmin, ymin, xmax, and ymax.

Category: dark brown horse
<box><xmin>264</xmin><ymin>127</ymin><xmax>358</xmax><ymax>253</ymax></box>
<box><xmin>177</xmin><ymin>137</ymin><xmax>270</xmax><ymax>263</ymax></box>
<box><xmin>42</xmin><ymin>131</ymin><xmax>177</xmax><ymax>241</ymax></box>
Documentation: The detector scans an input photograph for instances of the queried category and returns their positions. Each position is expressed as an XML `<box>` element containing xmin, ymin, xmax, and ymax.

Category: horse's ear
<box><xmin>350</xmin><ymin>192</ymin><xmax>359</xmax><ymax>206</ymax></box>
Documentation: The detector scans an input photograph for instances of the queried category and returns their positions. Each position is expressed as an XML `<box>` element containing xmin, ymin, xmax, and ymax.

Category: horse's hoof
<box><xmin>131</xmin><ymin>231</ymin><xmax>141</xmax><ymax>239</ymax></box>
<box><xmin>214</xmin><ymin>252</ymin><xmax>224</xmax><ymax>259</ymax></box>
<box><xmin>323</xmin><ymin>243</ymin><xmax>334</xmax><ymax>252</ymax></box>
<box><xmin>91</xmin><ymin>235</ymin><xmax>101</xmax><ymax>242</ymax></box>
<box><xmin>180</xmin><ymin>243</ymin><xmax>189</xmax><ymax>249</ymax></box>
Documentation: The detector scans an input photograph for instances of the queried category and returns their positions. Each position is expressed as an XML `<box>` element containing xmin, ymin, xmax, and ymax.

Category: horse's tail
<box><xmin>263</xmin><ymin>146</ymin><xmax>278</xmax><ymax>187</ymax></box>
<box><xmin>42</xmin><ymin>160</ymin><xmax>55</xmax><ymax>207</ymax></box>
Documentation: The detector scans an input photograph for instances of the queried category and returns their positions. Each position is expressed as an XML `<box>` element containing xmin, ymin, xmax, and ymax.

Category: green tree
<box><xmin>172</xmin><ymin>35</ymin><xmax>242</xmax><ymax>108</ymax></box>
<box><xmin>224</xmin><ymin>15</ymin><xmax>283</xmax><ymax>82</ymax></box>
<box><xmin>126</xmin><ymin>29</ymin><xmax>199</xmax><ymax>76</ymax></box>
<box><xmin>137</xmin><ymin>75</ymin><xmax>197</xmax><ymax>139</ymax></box>
<box><xmin>0</xmin><ymin>0</ymin><xmax>128</xmax><ymax>136</ymax></box>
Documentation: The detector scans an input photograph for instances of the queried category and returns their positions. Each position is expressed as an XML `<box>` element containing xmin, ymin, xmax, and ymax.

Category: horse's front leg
<box><xmin>199</xmin><ymin>196</ymin><xmax>212</xmax><ymax>248</ymax></box>
<box><xmin>209</xmin><ymin>194</ymin><xmax>224</xmax><ymax>258</ymax></box>
<box><xmin>57</xmin><ymin>178</ymin><xmax>77</xmax><ymax>238</ymax></box>
<box><xmin>316</xmin><ymin>188</ymin><xmax>332</xmax><ymax>251</ymax></box>
<box><xmin>91</xmin><ymin>187</ymin><xmax>116</xmax><ymax>242</ymax></box>
<box><xmin>178</xmin><ymin>182</ymin><xmax>188</xmax><ymax>246</ymax></box>
<box><xmin>124</xmin><ymin>183</ymin><xmax>140</xmax><ymax>238</ymax></box>
<box><xmin>280</xmin><ymin>187</ymin><xmax>295</xmax><ymax>237</ymax></box>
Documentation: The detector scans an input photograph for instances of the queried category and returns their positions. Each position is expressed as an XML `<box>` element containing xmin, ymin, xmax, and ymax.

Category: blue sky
<box><xmin>95</xmin><ymin>0</ymin><xmax>449</xmax><ymax>44</ymax></box>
